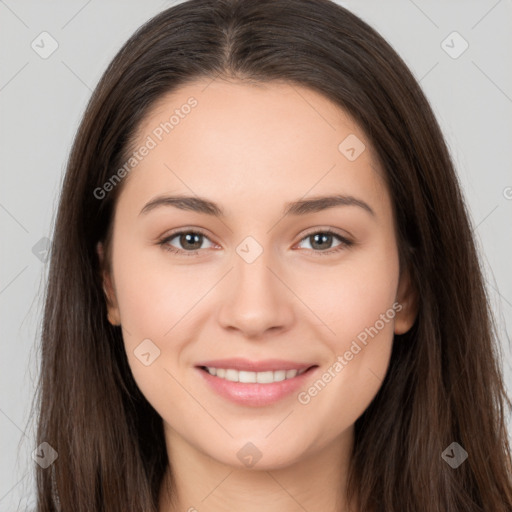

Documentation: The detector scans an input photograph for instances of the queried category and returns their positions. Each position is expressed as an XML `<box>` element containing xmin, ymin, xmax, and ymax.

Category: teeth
<box><xmin>204</xmin><ymin>366</ymin><xmax>308</xmax><ymax>383</ymax></box>
<box><xmin>273</xmin><ymin>370</ymin><xmax>286</xmax><ymax>382</ymax></box>
<box><xmin>286</xmin><ymin>369</ymin><xmax>298</xmax><ymax>379</ymax></box>
<box><xmin>225</xmin><ymin>369</ymin><xmax>238</xmax><ymax>382</ymax></box>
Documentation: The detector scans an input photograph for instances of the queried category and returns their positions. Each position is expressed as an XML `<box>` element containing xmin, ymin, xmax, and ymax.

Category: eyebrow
<box><xmin>139</xmin><ymin>193</ymin><xmax>375</xmax><ymax>218</ymax></box>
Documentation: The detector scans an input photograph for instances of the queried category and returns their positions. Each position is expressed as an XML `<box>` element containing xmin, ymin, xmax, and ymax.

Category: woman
<box><xmin>34</xmin><ymin>0</ymin><xmax>512</xmax><ymax>510</ymax></box>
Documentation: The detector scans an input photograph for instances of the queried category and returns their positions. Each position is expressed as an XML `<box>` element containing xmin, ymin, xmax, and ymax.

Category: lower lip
<box><xmin>196</xmin><ymin>366</ymin><xmax>318</xmax><ymax>407</ymax></box>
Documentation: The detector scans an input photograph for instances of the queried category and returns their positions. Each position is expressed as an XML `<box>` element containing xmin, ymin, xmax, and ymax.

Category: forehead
<box><xmin>117</xmin><ymin>79</ymin><xmax>389</xmax><ymax>220</ymax></box>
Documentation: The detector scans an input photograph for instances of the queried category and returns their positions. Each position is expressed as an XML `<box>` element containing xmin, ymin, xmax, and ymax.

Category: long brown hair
<box><xmin>33</xmin><ymin>0</ymin><xmax>512</xmax><ymax>510</ymax></box>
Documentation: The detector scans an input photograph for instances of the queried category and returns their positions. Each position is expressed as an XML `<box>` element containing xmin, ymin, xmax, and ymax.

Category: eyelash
<box><xmin>158</xmin><ymin>228</ymin><xmax>353</xmax><ymax>257</ymax></box>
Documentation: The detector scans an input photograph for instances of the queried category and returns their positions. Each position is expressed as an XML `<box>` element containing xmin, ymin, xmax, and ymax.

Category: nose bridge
<box><xmin>216</xmin><ymin>235</ymin><xmax>294</xmax><ymax>336</ymax></box>
<box><xmin>235</xmin><ymin>246</ymin><xmax>276</xmax><ymax>296</ymax></box>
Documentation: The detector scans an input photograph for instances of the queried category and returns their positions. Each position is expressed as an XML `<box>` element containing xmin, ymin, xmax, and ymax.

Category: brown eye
<box><xmin>309</xmin><ymin>233</ymin><xmax>336</xmax><ymax>250</ymax></box>
<box><xmin>297</xmin><ymin>230</ymin><xmax>353</xmax><ymax>256</ymax></box>
<box><xmin>176</xmin><ymin>232</ymin><xmax>204</xmax><ymax>250</ymax></box>
<box><xmin>160</xmin><ymin>230</ymin><xmax>215</xmax><ymax>256</ymax></box>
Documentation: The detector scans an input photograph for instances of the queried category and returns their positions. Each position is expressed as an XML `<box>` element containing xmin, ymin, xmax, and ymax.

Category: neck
<box><xmin>158</xmin><ymin>424</ymin><xmax>356</xmax><ymax>512</ymax></box>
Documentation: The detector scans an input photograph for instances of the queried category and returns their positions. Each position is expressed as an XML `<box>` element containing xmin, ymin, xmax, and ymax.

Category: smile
<box><xmin>201</xmin><ymin>366</ymin><xmax>309</xmax><ymax>383</ymax></box>
<box><xmin>195</xmin><ymin>361</ymin><xmax>319</xmax><ymax>407</ymax></box>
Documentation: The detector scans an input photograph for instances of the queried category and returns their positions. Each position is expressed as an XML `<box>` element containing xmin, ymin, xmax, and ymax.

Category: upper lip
<box><xmin>196</xmin><ymin>358</ymin><xmax>316</xmax><ymax>372</ymax></box>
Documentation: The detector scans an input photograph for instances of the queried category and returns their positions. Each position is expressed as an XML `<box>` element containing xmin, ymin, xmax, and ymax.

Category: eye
<box><xmin>159</xmin><ymin>229</ymin><xmax>216</xmax><ymax>256</ymax></box>
<box><xmin>158</xmin><ymin>228</ymin><xmax>353</xmax><ymax>257</ymax></box>
<box><xmin>295</xmin><ymin>229</ymin><xmax>353</xmax><ymax>256</ymax></box>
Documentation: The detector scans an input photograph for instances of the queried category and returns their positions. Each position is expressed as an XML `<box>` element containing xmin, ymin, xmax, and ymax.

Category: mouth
<box><xmin>194</xmin><ymin>359</ymin><xmax>319</xmax><ymax>407</ymax></box>
<box><xmin>198</xmin><ymin>365</ymin><xmax>316</xmax><ymax>384</ymax></box>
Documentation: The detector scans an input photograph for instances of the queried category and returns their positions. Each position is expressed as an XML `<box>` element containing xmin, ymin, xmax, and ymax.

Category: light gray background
<box><xmin>1</xmin><ymin>0</ymin><xmax>511</xmax><ymax>509</ymax></box>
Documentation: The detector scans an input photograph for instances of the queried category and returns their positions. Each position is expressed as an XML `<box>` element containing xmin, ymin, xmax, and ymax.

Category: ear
<box><xmin>394</xmin><ymin>266</ymin><xmax>418</xmax><ymax>335</ymax></box>
<box><xmin>96</xmin><ymin>241</ymin><xmax>121</xmax><ymax>326</ymax></box>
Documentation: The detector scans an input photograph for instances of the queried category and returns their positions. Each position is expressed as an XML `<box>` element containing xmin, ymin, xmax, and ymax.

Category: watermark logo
<box><xmin>441</xmin><ymin>442</ymin><xmax>468</xmax><ymax>468</ymax></box>
<box><xmin>31</xmin><ymin>31</ymin><xmax>59</xmax><ymax>59</ymax></box>
<box><xmin>134</xmin><ymin>338</ymin><xmax>161</xmax><ymax>366</ymax></box>
<box><xmin>32</xmin><ymin>237</ymin><xmax>51</xmax><ymax>262</ymax></box>
<box><xmin>338</xmin><ymin>134</ymin><xmax>366</xmax><ymax>161</ymax></box>
<box><xmin>236</xmin><ymin>236</ymin><xmax>264</xmax><ymax>264</ymax></box>
<box><xmin>32</xmin><ymin>442</ymin><xmax>58</xmax><ymax>468</ymax></box>
<box><xmin>441</xmin><ymin>31</ymin><xmax>469</xmax><ymax>59</ymax></box>
<box><xmin>236</xmin><ymin>442</ymin><xmax>262</xmax><ymax>468</ymax></box>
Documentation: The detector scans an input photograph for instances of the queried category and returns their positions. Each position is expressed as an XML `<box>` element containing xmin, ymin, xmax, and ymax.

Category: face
<box><xmin>98</xmin><ymin>79</ymin><xmax>416</xmax><ymax>471</ymax></box>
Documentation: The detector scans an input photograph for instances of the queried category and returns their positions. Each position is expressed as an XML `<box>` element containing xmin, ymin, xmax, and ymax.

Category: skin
<box><xmin>97</xmin><ymin>79</ymin><xmax>417</xmax><ymax>512</ymax></box>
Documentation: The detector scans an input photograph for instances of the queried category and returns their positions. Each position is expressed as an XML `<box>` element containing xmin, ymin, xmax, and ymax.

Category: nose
<box><xmin>216</xmin><ymin>248</ymin><xmax>295</xmax><ymax>339</ymax></box>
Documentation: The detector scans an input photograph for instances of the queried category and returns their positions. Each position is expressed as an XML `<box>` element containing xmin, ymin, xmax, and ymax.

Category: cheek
<box><xmin>111</xmin><ymin>249</ymin><xmax>198</xmax><ymax>417</ymax></box>
<box><xmin>112</xmin><ymin>241</ymin><xmax>208</xmax><ymax>337</ymax></box>
<box><xmin>110</xmin><ymin>239</ymin><xmax>221</xmax><ymax>403</ymax></box>
<box><xmin>297</xmin><ymin>239</ymin><xmax>399</xmax><ymax>348</ymax></box>
<box><xmin>292</xmin><ymin>241</ymin><xmax>399</xmax><ymax>420</ymax></box>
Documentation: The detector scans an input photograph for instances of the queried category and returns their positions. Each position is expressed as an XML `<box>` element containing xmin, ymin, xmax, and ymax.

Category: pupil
<box><xmin>182</xmin><ymin>233</ymin><xmax>202</xmax><ymax>250</ymax></box>
<box><xmin>311</xmin><ymin>233</ymin><xmax>332</xmax><ymax>250</ymax></box>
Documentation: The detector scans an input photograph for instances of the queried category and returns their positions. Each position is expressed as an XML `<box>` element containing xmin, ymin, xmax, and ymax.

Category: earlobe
<box><xmin>96</xmin><ymin>241</ymin><xmax>121</xmax><ymax>326</ymax></box>
<box><xmin>394</xmin><ymin>267</ymin><xmax>418</xmax><ymax>335</ymax></box>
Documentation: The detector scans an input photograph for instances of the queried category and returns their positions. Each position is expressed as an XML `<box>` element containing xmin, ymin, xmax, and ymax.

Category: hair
<box><xmin>32</xmin><ymin>0</ymin><xmax>512</xmax><ymax>510</ymax></box>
